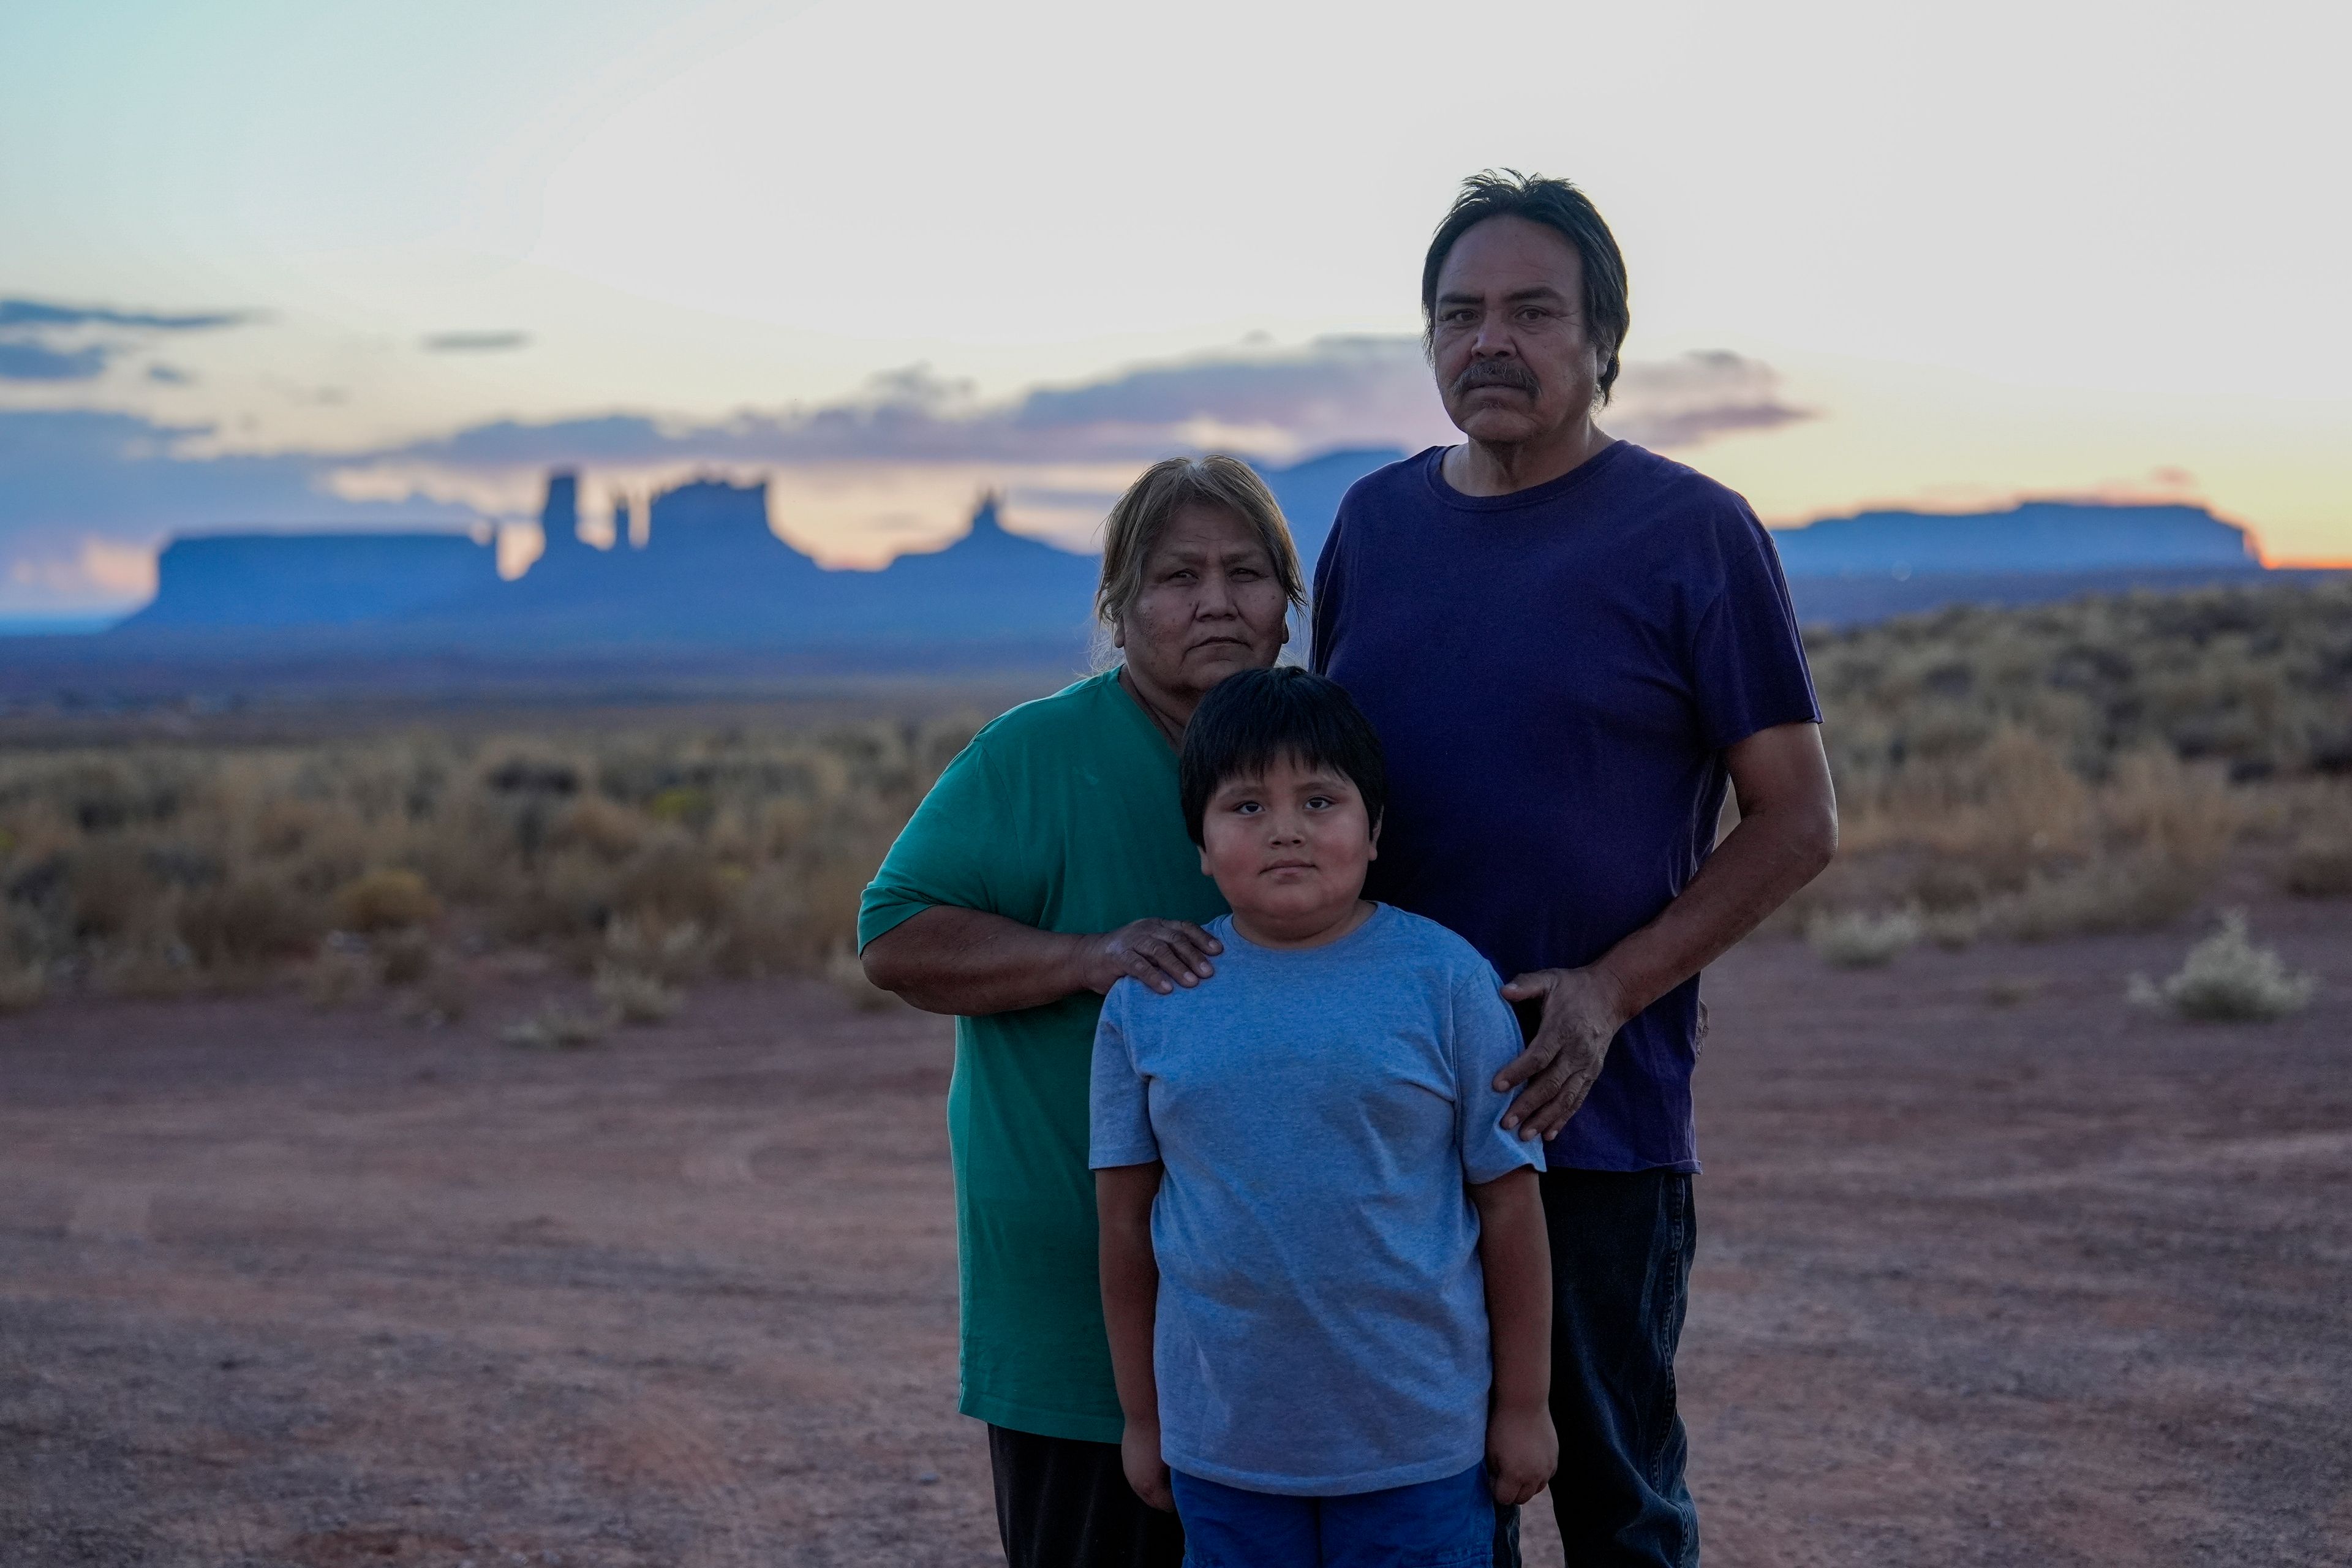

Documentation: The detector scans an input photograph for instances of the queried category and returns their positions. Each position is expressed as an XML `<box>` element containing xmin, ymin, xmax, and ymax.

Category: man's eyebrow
<box><xmin>1438</xmin><ymin>284</ymin><xmax>1570</xmax><ymax>304</ymax></box>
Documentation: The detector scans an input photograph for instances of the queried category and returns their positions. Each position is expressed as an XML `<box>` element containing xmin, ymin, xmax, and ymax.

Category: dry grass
<box><xmin>1807</xmin><ymin>908</ymin><xmax>1923</xmax><ymax>968</ymax></box>
<box><xmin>501</xmin><ymin>1001</ymin><xmax>613</xmax><ymax>1049</ymax></box>
<box><xmin>334</xmin><ymin>868</ymin><xmax>440</xmax><ymax>932</ymax></box>
<box><xmin>0</xmin><ymin>959</ymin><xmax>45</xmax><ymax>1014</ymax></box>
<box><xmin>2129</xmin><ymin>911</ymin><xmax>2316</xmax><ymax>1022</ymax></box>
<box><xmin>2</xmin><ymin>582</ymin><xmax>2344</xmax><ymax>1012</ymax></box>
<box><xmin>1789</xmin><ymin>579</ymin><xmax>2352</xmax><ymax>946</ymax></box>
<box><xmin>593</xmin><ymin>965</ymin><xmax>682</xmax><ymax>1025</ymax></box>
<box><xmin>0</xmin><ymin>712</ymin><xmax>984</xmax><ymax>1011</ymax></box>
<box><xmin>2282</xmin><ymin>832</ymin><xmax>2352</xmax><ymax>899</ymax></box>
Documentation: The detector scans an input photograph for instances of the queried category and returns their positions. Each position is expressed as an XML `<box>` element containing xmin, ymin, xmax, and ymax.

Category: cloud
<box><xmin>146</xmin><ymin>363</ymin><xmax>195</xmax><ymax>385</ymax></box>
<box><xmin>0</xmin><ymin>341</ymin><xmax>110</xmax><ymax>382</ymax></box>
<box><xmin>1610</xmin><ymin>350</ymin><xmax>1814</xmax><ymax>448</ymax></box>
<box><xmin>361</xmin><ymin>336</ymin><xmax>1807</xmax><ymax>475</ymax></box>
<box><xmin>0</xmin><ymin>409</ymin><xmax>476</xmax><ymax>611</ymax></box>
<box><xmin>0</xmin><ymin>299</ymin><xmax>254</xmax><ymax>332</ymax></box>
<box><xmin>420</xmin><ymin>331</ymin><xmax>532</xmax><ymax>352</ymax></box>
<box><xmin>0</xmin><ymin>296</ymin><xmax>257</xmax><ymax>387</ymax></box>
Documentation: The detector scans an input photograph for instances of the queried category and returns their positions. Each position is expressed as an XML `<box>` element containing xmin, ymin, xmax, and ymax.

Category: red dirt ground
<box><xmin>4</xmin><ymin>895</ymin><xmax>2348</xmax><ymax>1567</ymax></box>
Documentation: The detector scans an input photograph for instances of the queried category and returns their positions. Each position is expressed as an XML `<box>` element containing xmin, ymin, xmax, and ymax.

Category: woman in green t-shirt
<box><xmin>859</xmin><ymin>456</ymin><xmax>1302</xmax><ymax>1568</ymax></box>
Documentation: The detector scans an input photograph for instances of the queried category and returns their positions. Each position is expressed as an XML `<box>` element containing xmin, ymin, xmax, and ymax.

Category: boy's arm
<box><xmin>1469</xmin><ymin>1167</ymin><xmax>1555</xmax><ymax>1505</ymax></box>
<box><xmin>1096</xmin><ymin>1161</ymin><xmax>1172</xmax><ymax>1512</ymax></box>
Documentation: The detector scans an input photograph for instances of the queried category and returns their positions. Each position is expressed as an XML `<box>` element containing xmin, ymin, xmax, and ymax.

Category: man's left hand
<box><xmin>1494</xmin><ymin>966</ymin><xmax>1633</xmax><ymax>1140</ymax></box>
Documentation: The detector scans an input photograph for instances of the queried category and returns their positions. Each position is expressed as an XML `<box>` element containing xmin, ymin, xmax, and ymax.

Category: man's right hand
<box><xmin>1121</xmin><ymin>1418</ymin><xmax>1175</xmax><ymax>1512</ymax></box>
<box><xmin>1078</xmin><ymin>920</ymin><xmax>1222</xmax><ymax>996</ymax></box>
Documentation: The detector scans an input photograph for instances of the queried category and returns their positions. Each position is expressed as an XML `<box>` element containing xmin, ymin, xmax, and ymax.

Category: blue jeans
<box><xmin>1543</xmin><ymin>1167</ymin><xmax>1700</xmax><ymax>1567</ymax></box>
<box><xmin>1170</xmin><ymin>1463</ymin><xmax>1493</xmax><ymax>1568</ymax></box>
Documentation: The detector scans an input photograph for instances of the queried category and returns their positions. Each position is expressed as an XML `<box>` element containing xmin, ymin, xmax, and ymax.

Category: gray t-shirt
<box><xmin>1089</xmin><ymin>904</ymin><xmax>1542</xmax><ymax>1496</ymax></box>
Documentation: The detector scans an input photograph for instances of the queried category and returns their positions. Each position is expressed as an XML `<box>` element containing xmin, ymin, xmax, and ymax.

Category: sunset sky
<box><xmin>3</xmin><ymin>0</ymin><xmax>2347</xmax><ymax>616</ymax></box>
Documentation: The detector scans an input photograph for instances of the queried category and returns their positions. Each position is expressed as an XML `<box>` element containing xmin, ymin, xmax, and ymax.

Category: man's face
<box><xmin>1430</xmin><ymin>215</ymin><xmax>1607</xmax><ymax>447</ymax></box>
<box><xmin>1197</xmin><ymin>752</ymin><xmax>1377</xmax><ymax>940</ymax></box>
<box><xmin>1115</xmin><ymin>503</ymin><xmax>1291</xmax><ymax>707</ymax></box>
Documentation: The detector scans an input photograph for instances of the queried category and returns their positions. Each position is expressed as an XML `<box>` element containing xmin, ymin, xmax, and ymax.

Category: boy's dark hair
<box><xmin>1422</xmin><ymin>168</ymin><xmax>1630</xmax><ymax>404</ymax></box>
<box><xmin>1179</xmin><ymin>666</ymin><xmax>1387</xmax><ymax>846</ymax></box>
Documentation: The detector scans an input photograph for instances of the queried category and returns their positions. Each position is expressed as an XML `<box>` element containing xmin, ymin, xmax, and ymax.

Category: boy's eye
<box><xmin>1230</xmin><ymin>801</ymin><xmax>1261</xmax><ymax>815</ymax></box>
<box><xmin>1305</xmin><ymin>794</ymin><xmax>1333</xmax><ymax>810</ymax></box>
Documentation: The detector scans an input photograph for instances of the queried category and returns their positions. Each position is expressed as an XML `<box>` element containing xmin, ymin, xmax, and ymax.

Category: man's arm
<box><xmin>1097</xmin><ymin>1162</ymin><xmax>1172</xmax><ymax>1512</ymax></box>
<box><xmin>1496</xmin><ymin>720</ymin><xmax>1837</xmax><ymax>1137</ymax></box>
<box><xmin>862</xmin><ymin>905</ymin><xmax>1222</xmax><ymax>1016</ymax></box>
<box><xmin>1469</xmin><ymin>1167</ymin><xmax>1555</xmax><ymax>1504</ymax></box>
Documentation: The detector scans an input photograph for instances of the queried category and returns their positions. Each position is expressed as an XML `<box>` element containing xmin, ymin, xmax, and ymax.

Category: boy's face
<box><xmin>1198</xmin><ymin>752</ymin><xmax>1378</xmax><ymax>940</ymax></box>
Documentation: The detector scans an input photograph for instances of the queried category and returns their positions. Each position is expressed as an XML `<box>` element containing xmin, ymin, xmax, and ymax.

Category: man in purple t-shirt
<box><xmin>1313</xmin><ymin>172</ymin><xmax>1838</xmax><ymax>1566</ymax></box>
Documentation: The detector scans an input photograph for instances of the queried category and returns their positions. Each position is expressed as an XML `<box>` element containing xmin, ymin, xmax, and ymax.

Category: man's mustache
<box><xmin>1450</xmin><ymin>359</ymin><xmax>1540</xmax><ymax>399</ymax></box>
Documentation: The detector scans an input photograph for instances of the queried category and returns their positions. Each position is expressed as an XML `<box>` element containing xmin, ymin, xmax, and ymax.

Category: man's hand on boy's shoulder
<box><xmin>1121</xmin><ymin>1417</ymin><xmax>1174</xmax><ymax>1512</ymax></box>
<box><xmin>1494</xmin><ymin>964</ymin><xmax>1635</xmax><ymax>1139</ymax></box>
<box><xmin>1486</xmin><ymin>1399</ymin><xmax>1557</xmax><ymax>1506</ymax></box>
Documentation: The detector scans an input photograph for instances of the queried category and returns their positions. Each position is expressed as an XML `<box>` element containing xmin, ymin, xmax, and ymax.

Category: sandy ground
<box><xmin>3</xmin><ymin>896</ymin><xmax>2348</xmax><ymax>1567</ymax></box>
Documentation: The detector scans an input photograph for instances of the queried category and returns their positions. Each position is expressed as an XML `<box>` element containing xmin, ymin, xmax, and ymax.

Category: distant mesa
<box><xmin>1773</xmin><ymin>500</ymin><xmax>2258</xmax><ymax>578</ymax></box>
<box><xmin>89</xmin><ymin>453</ymin><xmax>2304</xmax><ymax>658</ymax></box>
<box><xmin>124</xmin><ymin>530</ymin><xmax>496</xmax><ymax>630</ymax></box>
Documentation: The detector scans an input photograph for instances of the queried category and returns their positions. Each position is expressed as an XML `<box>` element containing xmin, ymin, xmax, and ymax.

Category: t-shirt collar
<box><xmin>1420</xmin><ymin>438</ymin><xmax>1630</xmax><ymax>513</ymax></box>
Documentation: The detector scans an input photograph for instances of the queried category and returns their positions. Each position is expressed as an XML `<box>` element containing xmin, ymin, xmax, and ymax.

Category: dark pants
<box><xmin>1540</xmin><ymin>1167</ymin><xmax>1700</xmax><ymax>1567</ymax></box>
<box><xmin>989</xmin><ymin>1426</ymin><xmax>1519</xmax><ymax>1568</ymax></box>
<box><xmin>989</xmin><ymin>1426</ymin><xmax>1185</xmax><ymax>1568</ymax></box>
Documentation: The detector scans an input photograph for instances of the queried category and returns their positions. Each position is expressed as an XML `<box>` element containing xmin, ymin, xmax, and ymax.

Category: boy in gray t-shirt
<box><xmin>1091</xmin><ymin>667</ymin><xmax>1555</xmax><ymax>1567</ymax></box>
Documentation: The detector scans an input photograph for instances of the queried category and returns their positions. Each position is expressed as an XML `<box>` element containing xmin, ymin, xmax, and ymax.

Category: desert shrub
<box><xmin>647</xmin><ymin>786</ymin><xmax>716</xmax><ymax>830</ymax></box>
<box><xmin>333</xmin><ymin>869</ymin><xmax>441</xmax><ymax>933</ymax></box>
<box><xmin>373</xmin><ymin>929</ymin><xmax>435</xmax><ymax>986</ymax></box>
<box><xmin>2282</xmin><ymin>834</ymin><xmax>2352</xmax><ymax>899</ymax></box>
<box><xmin>611</xmin><ymin>837</ymin><xmax>737</xmax><ymax>929</ymax></box>
<box><xmin>1921</xmin><ymin>907</ymin><xmax>1981</xmax><ymax>951</ymax></box>
<box><xmin>502</xmin><ymin>1000</ymin><xmax>611</xmax><ymax>1049</ymax></box>
<box><xmin>2129</xmin><ymin>912</ymin><xmax>2315</xmax><ymax>1022</ymax></box>
<box><xmin>1996</xmin><ymin>851</ymin><xmax>2210</xmax><ymax>941</ymax></box>
<box><xmin>826</xmin><ymin>943</ymin><xmax>899</xmax><ymax>1012</ymax></box>
<box><xmin>602</xmin><ymin>918</ymin><xmax>709</xmax><ymax>985</ymax></box>
<box><xmin>0</xmin><ymin>960</ymin><xmax>46</xmax><ymax>1014</ymax></box>
<box><xmin>66</xmin><ymin>843</ymin><xmax>156</xmax><ymax>940</ymax></box>
<box><xmin>178</xmin><ymin>878</ymin><xmax>325</xmax><ymax>968</ymax></box>
<box><xmin>304</xmin><ymin>949</ymin><xmax>372</xmax><ymax>1010</ymax></box>
<box><xmin>594</xmin><ymin>964</ymin><xmax>682</xmax><ymax>1024</ymax></box>
<box><xmin>1806</xmin><ymin>908</ymin><xmax>1921</xmax><ymax>968</ymax></box>
<box><xmin>404</xmin><ymin>965</ymin><xmax>473</xmax><ymax>1026</ymax></box>
<box><xmin>548</xmin><ymin>795</ymin><xmax>644</xmax><ymax>862</ymax></box>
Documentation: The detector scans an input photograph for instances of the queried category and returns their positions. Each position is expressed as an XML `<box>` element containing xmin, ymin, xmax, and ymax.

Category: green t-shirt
<box><xmin>857</xmin><ymin>669</ymin><xmax>1228</xmax><ymax>1442</ymax></box>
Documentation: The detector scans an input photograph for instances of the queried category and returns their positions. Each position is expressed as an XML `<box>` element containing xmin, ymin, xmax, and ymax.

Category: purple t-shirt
<box><xmin>1311</xmin><ymin>442</ymin><xmax>1820</xmax><ymax>1173</ymax></box>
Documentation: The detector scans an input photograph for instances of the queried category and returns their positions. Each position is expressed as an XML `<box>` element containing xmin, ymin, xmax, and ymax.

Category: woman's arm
<box><xmin>862</xmin><ymin>905</ymin><xmax>1223</xmax><ymax>1016</ymax></box>
<box><xmin>1469</xmin><ymin>1167</ymin><xmax>1555</xmax><ymax>1505</ymax></box>
<box><xmin>1097</xmin><ymin>1162</ymin><xmax>1172</xmax><ymax>1512</ymax></box>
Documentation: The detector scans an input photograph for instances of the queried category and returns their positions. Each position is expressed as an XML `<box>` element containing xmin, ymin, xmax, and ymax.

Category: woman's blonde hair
<box><xmin>1095</xmin><ymin>455</ymin><xmax>1307</xmax><ymax>629</ymax></box>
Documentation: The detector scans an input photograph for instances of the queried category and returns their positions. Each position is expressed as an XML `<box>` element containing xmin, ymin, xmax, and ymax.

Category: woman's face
<box><xmin>1115</xmin><ymin>503</ymin><xmax>1290</xmax><ymax>713</ymax></box>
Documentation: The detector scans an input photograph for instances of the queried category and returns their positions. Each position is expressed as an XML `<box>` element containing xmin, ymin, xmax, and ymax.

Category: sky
<box><xmin>3</xmin><ymin>0</ymin><xmax>2348</xmax><ymax>616</ymax></box>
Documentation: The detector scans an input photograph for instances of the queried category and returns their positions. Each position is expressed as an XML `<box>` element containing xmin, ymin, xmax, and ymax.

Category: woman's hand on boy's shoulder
<box><xmin>1079</xmin><ymin>919</ymin><xmax>1223</xmax><ymax>997</ymax></box>
<box><xmin>1121</xmin><ymin>1417</ymin><xmax>1175</xmax><ymax>1512</ymax></box>
<box><xmin>1485</xmin><ymin>1399</ymin><xmax>1557</xmax><ymax>1506</ymax></box>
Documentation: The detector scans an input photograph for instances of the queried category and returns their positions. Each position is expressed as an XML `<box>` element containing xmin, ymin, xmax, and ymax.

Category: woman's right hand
<box><xmin>1080</xmin><ymin>920</ymin><xmax>1223</xmax><ymax>995</ymax></box>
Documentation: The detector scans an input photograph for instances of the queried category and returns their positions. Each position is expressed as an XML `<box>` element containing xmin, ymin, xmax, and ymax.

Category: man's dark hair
<box><xmin>1179</xmin><ymin>667</ymin><xmax>1387</xmax><ymax>847</ymax></box>
<box><xmin>1421</xmin><ymin>168</ymin><xmax>1630</xmax><ymax>404</ymax></box>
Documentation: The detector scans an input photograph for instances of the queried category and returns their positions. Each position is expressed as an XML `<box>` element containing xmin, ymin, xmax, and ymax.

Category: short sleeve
<box><xmin>856</xmin><ymin>733</ymin><xmax>1037</xmax><ymax>951</ymax></box>
<box><xmin>1308</xmin><ymin>511</ymin><xmax>1347</xmax><ymax>676</ymax></box>
<box><xmin>1451</xmin><ymin>959</ymin><xmax>1544</xmax><ymax>1185</ymax></box>
<box><xmin>1690</xmin><ymin>509</ymin><xmax>1822</xmax><ymax>753</ymax></box>
<box><xmin>1088</xmin><ymin>985</ymin><xmax>1159</xmax><ymax>1169</ymax></box>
